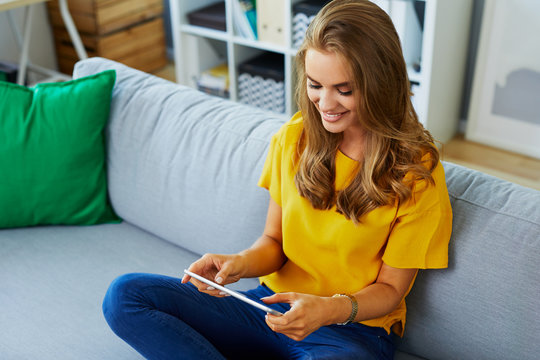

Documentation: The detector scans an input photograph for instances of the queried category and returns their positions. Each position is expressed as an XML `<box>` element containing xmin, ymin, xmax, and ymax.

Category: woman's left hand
<box><xmin>261</xmin><ymin>292</ymin><xmax>333</xmax><ymax>341</ymax></box>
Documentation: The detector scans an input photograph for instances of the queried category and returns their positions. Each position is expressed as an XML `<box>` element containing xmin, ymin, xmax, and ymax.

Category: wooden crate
<box><xmin>53</xmin><ymin>17</ymin><xmax>168</xmax><ymax>75</ymax></box>
<box><xmin>47</xmin><ymin>0</ymin><xmax>163</xmax><ymax>35</ymax></box>
<box><xmin>47</xmin><ymin>0</ymin><xmax>167</xmax><ymax>75</ymax></box>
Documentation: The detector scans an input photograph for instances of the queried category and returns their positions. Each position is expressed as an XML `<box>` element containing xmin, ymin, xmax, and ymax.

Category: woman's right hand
<box><xmin>182</xmin><ymin>198</ymin><xmax>284</xmax><ymax>297</ymax></box>
<box><xmin>181</xmin><ymin>253</ymin><xmax>246</xmax><ymax>297</ymax></box>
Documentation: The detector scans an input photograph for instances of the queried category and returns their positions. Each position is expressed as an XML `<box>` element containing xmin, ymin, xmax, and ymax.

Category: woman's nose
<box><xmin>318</xmin><ymin>90</ymin><xmax>337</xmax><ymax>111</ymax></box>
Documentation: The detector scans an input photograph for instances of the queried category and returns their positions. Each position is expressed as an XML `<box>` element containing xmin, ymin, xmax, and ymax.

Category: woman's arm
<box><xmin>182</xmin><ymin>198</ymin><xmax>286</xmax><ymax>292</ymax></box>
<box><xmin>262</xmin><ymin>263</ymin><xmax>417</xmax><ymax>341</ymax></box>
<box><xmin>331</xmin><ymin>264</ymin><xmax>418</xmax><ymax>324</ymax></box>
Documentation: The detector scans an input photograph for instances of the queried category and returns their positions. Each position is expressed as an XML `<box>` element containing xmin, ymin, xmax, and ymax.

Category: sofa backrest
<box><xmin>74</xmin><ymin>58</ymin><xmax>285</xmax><ymax>256</ymax></box>
<box><xmin>401</xmin><ymin>162</ymin><xmax>540</xmax><ymax>360</ymax></box>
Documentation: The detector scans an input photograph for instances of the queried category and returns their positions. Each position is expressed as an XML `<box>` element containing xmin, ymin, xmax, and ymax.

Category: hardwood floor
<box><xmin>152</xmin><ymin>64</ymin><xmax>540</xmax><ymax>191</ymax></box>
<box><xmin>442</xmin><ymin>134</ymin><xmax>540</xmax><ymax>191</ymax></box>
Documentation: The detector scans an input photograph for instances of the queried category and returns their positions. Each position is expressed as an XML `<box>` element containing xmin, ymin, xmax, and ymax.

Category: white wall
<box><xmin>0</xmin><ymin>3</ymin><xmax>57</xmax><ymax>71</ymax></box>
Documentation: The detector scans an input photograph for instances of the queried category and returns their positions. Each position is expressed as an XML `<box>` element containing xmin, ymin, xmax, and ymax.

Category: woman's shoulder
<box><xmin>399</xmin><ymin>155</ymin><xmax>450</xmax><ymax>216</ymax></box>
<box><xmin>273</xmin><ymin>111</ymin><xmax>304</xmax><ymax>147</ymax></box>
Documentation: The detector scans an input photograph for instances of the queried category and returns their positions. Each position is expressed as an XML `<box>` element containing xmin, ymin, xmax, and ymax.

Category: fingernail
<box><xmin>207</xmin><ymin>286</ymin><xmax>215</xmax><ymax>291</ymax></box>
<box><xmin>216</xmin><ymin>277</ymin><xmax>223</xmax><ymax>284</ymax></box>
<box><xmin>219</xmin><ymin>291</ymin><xmax>227</xmax><ymax>296</ymax></box>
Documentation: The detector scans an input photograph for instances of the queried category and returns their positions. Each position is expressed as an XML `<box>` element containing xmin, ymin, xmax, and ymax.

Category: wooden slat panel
<box><xmin>47</xmin><ymin>0</ymin><xmax>167</xmax><ymax>74</ymax></box>
<box><xmin>57</xmin><ymin>44</ymin><xmax>167</xmax><ymax>75</ymax></box>
<box><xmin>51</xmin><ymin>27</ymin><xmax>98</xmax><ymax>49</ymax></box>
<box><xmin>48</xmin><ymin>6</ymin><xmax>97</xmax><ymax>34</ymax></box>
<box><xmin>55</xmin><ymin>41</ymin><xmax>97</xmax><ymax>58</ymax></box>
<box><xmin>96</xmin><ymin>4</ymin><xmax>163</xmax><ymax>34</ymax></box>
<box><xmin>57</xmin><ymin>56</ymin><xmax>76</xmax><ymax>75</ymax></box>
<box><xmin>46</xmin><ymin>0</ymin><xmax>94</xmax><ymax>15</ymax></box>
<box><xmin>96</xmin><ymin>18</ymin><xmax>165</xmax><ymax>58</ymax></box>
<box><xmin>51</xmin><ymin>17</ymin><xmax>164</xmax><ymax>57</ymax></box>
<box><xmin>120</xmin><ymin>46</ymin><xmax>168</xmax><ymax>73</ymax></box>
<box><xmin>95</xmin><ymin>0</ymin><xmax>162</xmax><ymax>25</ymax></box>
<box><xmin>47</xmin><ymin>0</ymin><xmax>162</xmax><ymax>35</ymax></box>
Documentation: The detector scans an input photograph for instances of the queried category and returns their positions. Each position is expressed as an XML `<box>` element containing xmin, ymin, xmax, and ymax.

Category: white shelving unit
<box><xmin>169</xmin><ymin>0</ymin><xmax>472</xmax><ymax>142</ymax></box>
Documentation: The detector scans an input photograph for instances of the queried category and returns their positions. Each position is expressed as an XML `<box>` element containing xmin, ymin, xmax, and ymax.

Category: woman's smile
<box><xmin>321</xmin><ymin>111</ymin><xmax>350</xmax><ymax>123</ymax></box>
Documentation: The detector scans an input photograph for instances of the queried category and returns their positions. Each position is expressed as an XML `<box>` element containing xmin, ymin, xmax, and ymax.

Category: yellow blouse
<box><xmin>258</xmin><ymin>113</ymin><xmax>452</xmax><ymax>336</ymax></box>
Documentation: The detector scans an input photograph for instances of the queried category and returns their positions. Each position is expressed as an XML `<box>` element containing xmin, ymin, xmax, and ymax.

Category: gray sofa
<box><xmin>1</xmin><ymin>57</ymin><xmax>538</xmax><ymax>360</ymax></box>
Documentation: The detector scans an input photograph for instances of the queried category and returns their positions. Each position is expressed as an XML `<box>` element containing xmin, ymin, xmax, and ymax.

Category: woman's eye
<box><xmin>338</xmin><ymin>89</ymin><xmax>352</xmax><ymax>96</ymax></box>
<box><xmin>308</xmin><ymin>83</ymin><xmax>321</xmax><ymax>89</ymax></box>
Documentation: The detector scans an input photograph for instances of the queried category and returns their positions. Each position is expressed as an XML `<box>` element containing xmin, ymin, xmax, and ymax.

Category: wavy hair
<box><xmin>294</xmin><ymin>0</ymin><xmax>439</xmax><ymax>223</ymax></box>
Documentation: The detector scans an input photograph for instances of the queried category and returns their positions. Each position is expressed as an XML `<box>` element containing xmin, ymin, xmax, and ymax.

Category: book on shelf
<box><xmin>240</xmin><ymin>0</ymin><xmax>258</xmax><ymax>38</ymax></box>
<box><xmin>233</xmin><ymin>0</ymin><xmax>257</xmax><ymax>40</ymax></box>
<box><xmin>197</xmin><ymin>63</ymin><xmax>230</xmax><ymax>99</ymax></box>
<box><xmin>257</xmin><ymin>0</ymin><xmax>286</xmax><ymax>46</ymax></box>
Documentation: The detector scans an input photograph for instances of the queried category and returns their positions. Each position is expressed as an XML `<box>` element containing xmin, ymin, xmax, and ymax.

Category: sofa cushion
<box><xmin>0</xmin><ymin>70</ymin><xmax>119</xmax><ymax>228</ymax></box>
<box><xmin>0</xmin><ymin>222</ymin><xmax>259</xmax><ymax>359</ymax></box>
<box><xmin>399</xmin><ymin>162</ymin><xmax>540</xmax><ymax>360</ymax></box>
<box><xmin>73</xmin><ymin>58</ymin><xmax>286</xmax><ymax>256</ymax></box>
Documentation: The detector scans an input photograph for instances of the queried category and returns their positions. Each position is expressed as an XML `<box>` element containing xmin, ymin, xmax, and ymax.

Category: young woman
<box><xmin>102</xmin><ymin>1</ymin><xmax>452</xmax><ymax>359</ymax></box>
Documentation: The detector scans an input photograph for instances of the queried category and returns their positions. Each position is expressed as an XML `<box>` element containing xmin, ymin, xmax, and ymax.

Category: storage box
<box><xmin>238</xmin><ymin>52</ymin><xmax>285</xmax><ymax>113</ymax></box>
<box><xmin>47</xmin><ymin>0</ymin><xmax>163</xmax><ymax>36</ymax></box>
<box><xmin>292</xmin><ymin>0</ymin><xmax>329</xmax><ymax>48</ymax></box>
<box><xmin>187</xmin><ymin>2</ymin><xmax>226</xmax><ymax>32</ymax></box>
<box><xmin>52</xmin><ymin>17</ymin><xmax>167</xmax><ymax>75</ymax></box>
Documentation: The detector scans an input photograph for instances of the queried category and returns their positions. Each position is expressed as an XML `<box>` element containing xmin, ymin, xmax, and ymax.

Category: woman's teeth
<box><xmin>322</xmin><ymin>111</ymin><xmax>346</xmax><ymax>122</ymax></box>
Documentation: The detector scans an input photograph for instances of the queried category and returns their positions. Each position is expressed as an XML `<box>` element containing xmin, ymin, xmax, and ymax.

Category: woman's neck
<box><xmin>339</xmin><ymin>128</ymin><xmax>366</xmax><ymax>161</ymax></box>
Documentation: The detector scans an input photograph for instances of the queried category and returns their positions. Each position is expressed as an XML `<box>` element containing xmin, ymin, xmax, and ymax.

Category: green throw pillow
<box><xmin>0</xmin><ymin>70</ymin><xmax>120</xmax><ymax>228</ymax></box>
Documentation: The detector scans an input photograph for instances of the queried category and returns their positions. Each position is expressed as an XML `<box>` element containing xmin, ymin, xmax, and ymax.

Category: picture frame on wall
<box><xmin>466</xmin><ymin>0</ymin><xmax>540</xmax><ymax>159</ymax></box>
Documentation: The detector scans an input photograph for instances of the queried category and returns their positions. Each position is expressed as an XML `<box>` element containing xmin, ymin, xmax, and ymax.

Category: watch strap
<box><xmin>332</xmin><ymin>293</ymin><xmax>358</xmax><ymax>325</ymax></box>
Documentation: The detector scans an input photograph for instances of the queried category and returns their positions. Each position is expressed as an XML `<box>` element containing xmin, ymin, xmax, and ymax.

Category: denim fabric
<box><xmin>103</xmin><ymin>273</ymin><xmax>395</xmax><ymax>360</ymax></box>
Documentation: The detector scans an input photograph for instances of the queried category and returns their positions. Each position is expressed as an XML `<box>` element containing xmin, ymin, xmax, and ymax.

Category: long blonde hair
<box><xmin>294</xmin><ymin>0</ymin><xmax>439</xmax><ymax>223</ymax></box>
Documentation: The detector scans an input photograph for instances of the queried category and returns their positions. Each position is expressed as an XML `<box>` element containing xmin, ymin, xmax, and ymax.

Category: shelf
<box><xmin>171</xmin><ymin>0</ymin><xmax>473</xmax><ymax>143</ymax></box>
<box><xmin>232</xmin><ymin>36</ymin><xmax>296</xmax><ymax>57</ymax></box>
<box><xmin>179</xmin><ymin>28</ymin><xmax>297</xmax><ymax>58</ymax></box>
<box><xmin>180</xmin><ymin>24</ymin><xmax>229</xmax><ymax>42</ymax></box>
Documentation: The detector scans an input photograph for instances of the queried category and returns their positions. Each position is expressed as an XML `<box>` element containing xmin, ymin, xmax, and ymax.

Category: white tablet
<box><xmin>183</xmin><ymin>269</ymin><xmax>283</xmax><ymax>316</ymax></box>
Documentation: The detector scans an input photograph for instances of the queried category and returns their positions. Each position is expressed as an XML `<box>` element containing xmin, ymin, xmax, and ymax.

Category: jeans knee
<box><xmin>102</xmin><ymin>273</ymin><xmax>148</xmax><ymax>331</ymax></box>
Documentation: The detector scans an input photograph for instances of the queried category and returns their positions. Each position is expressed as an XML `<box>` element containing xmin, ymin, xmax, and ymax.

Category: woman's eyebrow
<box><xmin>306</xmin><ymin>75</ymin><xmax>350</xmax><ymax>88</ymax></box>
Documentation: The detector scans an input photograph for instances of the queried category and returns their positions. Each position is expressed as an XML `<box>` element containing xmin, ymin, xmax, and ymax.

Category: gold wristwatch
<box><xmin>332</xmin><ymin>294</ymin><xmax>358</xmax><ymax>325</ymax></box>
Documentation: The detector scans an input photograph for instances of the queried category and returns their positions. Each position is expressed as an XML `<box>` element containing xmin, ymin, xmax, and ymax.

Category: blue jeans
<box><xmin>103</xmin><ymin>273</ymin><xmax>396</xmax><ymax>359</ymax></box>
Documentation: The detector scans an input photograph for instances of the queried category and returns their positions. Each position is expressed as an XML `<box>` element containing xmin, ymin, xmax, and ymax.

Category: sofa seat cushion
<box><xmin>0</xmin><ymin>223</ymin><xmax>258</xmax><ymax>359</ymax></box>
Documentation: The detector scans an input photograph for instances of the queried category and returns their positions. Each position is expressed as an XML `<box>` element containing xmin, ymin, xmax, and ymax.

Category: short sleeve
<box><xmin>258</xmin><ymin>132</ymin><xmax>283</xmax><ymax>206</ymax></box>
<box><xmin>382</xmin><ymin>162</ymin><xmax>452</xmax><ymax>269</ymax></box>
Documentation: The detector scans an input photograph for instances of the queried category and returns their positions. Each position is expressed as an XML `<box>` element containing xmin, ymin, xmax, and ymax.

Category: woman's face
<box><xmin>305</xmin><ymin>49</ymin><xmax>363</xmax><ymax>138</ymax></box>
